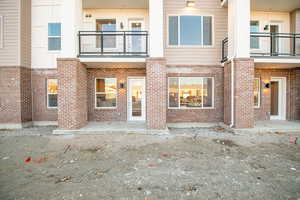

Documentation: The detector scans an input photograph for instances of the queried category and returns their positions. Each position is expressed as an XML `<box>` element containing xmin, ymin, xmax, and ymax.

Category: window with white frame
<box><xmin>168</xmin><ymin>15</ymin><xmax>213</xmax><ymax>46</ymax></box>
<box><xmin>0</xmin><ymin>16</ymin><xmax>3</xmax><ymax>48</ymax></box>
<box><xmin>48</xmin><ymin>23</ymin><xmax>61</xmax><ymax>51</ymax></box>
<box><xmin>95</xmin><ymin>78</ymin><xmax>117</xmax><ymax>108</ymax></box>
<box><xmin>47</xmin><ymin>79</ymin><xmax>58</xmax><ymax>108</ymax></box>
<box><xmin>168</xmin><ymin>77</ymin><xmax>214</xmax><ymax>108</ymax></box>
<box><xmin>250</xmin><ymin>21</ymin><xmax>260</xmax><ymax>49</ymax></box>
<box><xmin>254</xmin><ymin>78</ymin><xmax>260</xmax><ymax>108</ymax></box>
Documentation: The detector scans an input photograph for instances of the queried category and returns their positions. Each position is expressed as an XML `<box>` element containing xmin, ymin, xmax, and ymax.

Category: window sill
<box><xmin>168</xmin><ymin>107</ymin><xmax>215</xmax><ymax>110</ymax></box>
<box><xmin>94</xmin><ymin>107</ymin><xmax>117</xmax><ymax>110</ymax></box>
<box><xmin>166</xmin><ymin>45</ymin><xmax>215</xmax><ymax>49</ymax></box>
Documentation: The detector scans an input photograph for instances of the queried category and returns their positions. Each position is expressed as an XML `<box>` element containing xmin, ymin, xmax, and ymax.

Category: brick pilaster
<box><xmin>146</xmin><ymin>58</ymin><xmax>167</xmax><ymax>130</ymax></box>
<box><xmin>57</xmin><ymin>58</ymin><xmax>87</xmax><ymax>130</ymax></box>
<box><xmin>224</xmin><ymin>58</ymin><xmax>254</xmax><ymax>129</ymax></box>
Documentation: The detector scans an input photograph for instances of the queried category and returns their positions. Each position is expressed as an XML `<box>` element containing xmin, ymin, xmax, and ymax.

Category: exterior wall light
<box><xmin>186</xmin><ymin>0</ymin><xmax>195</xmax><ymax>8</ymax></box>
<box><xmin>119</xmin><ymin>82</ymin><xmax>125</xmax><ymax>89</ymax></box>
<box><xmin>263</xmin><ymin>82</ymin><xmax>270</xmax><ymax>89</ymax></box>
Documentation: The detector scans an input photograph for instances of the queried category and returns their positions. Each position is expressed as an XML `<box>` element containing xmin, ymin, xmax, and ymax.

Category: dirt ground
<box><xmin>0</xmin><ymin>126</ymin><xmax>299</xmax><ymax>200</ymax></box>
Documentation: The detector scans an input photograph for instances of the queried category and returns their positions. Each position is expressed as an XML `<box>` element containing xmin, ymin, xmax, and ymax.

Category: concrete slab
<box><xmin>53</xmin><ymin>121</ymin><xmax>169</xmax><ymax>135</ymax></box>
<box><xmin>233</xmin><ymin>120</ymin><xmax>300</xmax><ymax>134</ymax></box>
<box><xmin>167</xmin><ymin>122</ymin><xmax>219</xmax><ymax>129</ymax></box>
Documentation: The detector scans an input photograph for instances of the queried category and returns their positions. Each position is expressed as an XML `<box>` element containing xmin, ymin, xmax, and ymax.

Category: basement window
<box><xmin>95</xmin><ymin>78</ymin><xmax>117</xmax><ymax>108</ymax></box>
<box><xmin>47</xmin><ymin>79</ymin><xmax>58</xmax><ymax>108</ymax></box>
<box><xmin>168</xmin><ymin>77</ymin><xmax>214</xmax><ymax>109</ymax></box>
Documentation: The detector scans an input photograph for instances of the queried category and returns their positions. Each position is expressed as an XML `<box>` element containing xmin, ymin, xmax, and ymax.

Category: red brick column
<box><xmin>146</xmin><ymin>58</ymin><xmax>167</xmax><ymax>130</ymax></box>
<box><xmin>57</xmin><ymin>58</ymin><xmax>87</xmax><ymax>130</ymax></box>
<box><xmin>223</xmin><ymin>58</ymin><xmax>254</xmax><ymax>129</ymax></box>
<box><xmin>292</xmin><ymin>68</ymin><xmax>300</xmax><ymax>120</ymax></box>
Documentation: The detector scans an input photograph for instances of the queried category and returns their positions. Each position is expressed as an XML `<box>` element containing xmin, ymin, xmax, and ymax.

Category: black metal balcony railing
<box><xmin>250</xmin><ymin>32</ymin><xmax>300</xmax><ymax>57</ymax></box>
<box><xmin>221</xmin><ymin>37</ymin><xmax>228</xmax><ymax>62</ymax></box>
<box><xmin>78</xmin><ymin>31</ymin><xmax>148</xmax><ymax>57</ymax></box>
<box><xmin>221</xmin><ymin>32</ymin><xmax>300</xmax><ymax>62</ymax></box>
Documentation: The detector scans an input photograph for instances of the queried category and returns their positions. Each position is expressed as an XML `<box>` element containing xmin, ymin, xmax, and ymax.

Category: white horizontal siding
<box><xmin>0</xmin><ymin>0</ymin><xmax>20</xmax><ymax>66</ymax></box>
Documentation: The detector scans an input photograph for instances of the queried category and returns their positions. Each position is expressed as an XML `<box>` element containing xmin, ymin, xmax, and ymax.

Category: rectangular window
<box><xmin>0</xmin><ymin>16</ymin><xmax>3</xmax><ymax>48</ymax></box>
<box><xmin>48</xmin><ymin>23</ymin><xmax>61</xmax><ymax>51</ymax></box>
<box><xmin>250</xmin><ymin>21</ymin><xmax>260</xmax><ymax>49</ymax></box>
<box><xmin>47</xmin><ymin>79</ymin><xmax>58</xmax><ymax>108</ymax></box>
<box><xmin>95</xmin><ymin>78</ymin><xmax>117</xmax><ymax>108</ymax></box>
<box><xmin>168</xmin><ymin>15</ymin><xmax>213</xmax><ymax>46</ymax></box>
<box><xmin>168</xmin><ymin>77</ymin><xmax>214</xmax><ymax>108</ymax></box>
<box><xmin>254</xmin><ymin>78</ymin><xmax>260</xmax><ymax>108</ymax></box>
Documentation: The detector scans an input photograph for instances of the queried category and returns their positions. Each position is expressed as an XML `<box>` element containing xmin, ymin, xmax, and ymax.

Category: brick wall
<box><xmin>223</xmin><ymin>62</ymin><xmax>231</xmax><ymax>125</ymax></box>
<box><xmin>167</xmin><ymin>65</ymin><xmax>224</xmax><ymax>123</ymax></box>
<box><xmin>57</xmin><ymin>59</ymin><xmax>87</xmax><ymax>130</ymax></box>
<box><xmin>146</xmin><ymin>58</ymin><xmax>167</xmax><ymax>129</ymax></box>
<box><xmin>87</xmin><ymin>68</ymin><xmax>146</xmax><ymax>121</ymax></box>
<box><xmin>31</xmin><ymin>69</ymin><xmax>58</xmax><ymax>121</ymax></box>
<box><xmin>255</xmin><ymin>68</ymin><xmax>300</xmax><ymax>121</ymax></box>
<box><xmin>0</xmin><ymin>67</ymin><xmax>32</xmax><ymax>124</ymax></box>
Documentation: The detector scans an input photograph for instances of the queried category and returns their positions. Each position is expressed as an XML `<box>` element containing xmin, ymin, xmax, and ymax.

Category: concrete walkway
<box><xmin>53</xmin><ymin>121</ymin><xmax>169</xmax><ymax>135</ymax></box>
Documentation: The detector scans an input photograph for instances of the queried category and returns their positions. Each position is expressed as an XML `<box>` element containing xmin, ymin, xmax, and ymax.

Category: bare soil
<box><xmin>0</xmin><ymin>126</ymin><xmax>299</xmax><ymax>200</ymax></box>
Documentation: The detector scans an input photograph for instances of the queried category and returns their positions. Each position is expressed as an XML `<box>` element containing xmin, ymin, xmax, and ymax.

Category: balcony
<box><xmin>78</xmin><ymin>31</ymin><xmax>149</xmax><ymax>58</ymax></box>
<box><xmin>221</xmin><ymin>32</ymin><xmax>300</xmax><ymax>62</ymax></box>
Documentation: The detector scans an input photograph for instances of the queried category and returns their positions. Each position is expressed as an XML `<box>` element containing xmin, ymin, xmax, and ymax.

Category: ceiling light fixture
<box><xmin>186</xmin><ymin>0</ymin><xmax>195</xmax><ymax>8</ymax></box>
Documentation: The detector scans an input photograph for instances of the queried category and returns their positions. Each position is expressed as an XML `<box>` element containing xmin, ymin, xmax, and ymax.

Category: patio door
<box><xmin>270</xmin><ymin>77</ymin><xmax>286</xmax><ymax>120</ymax></box>
<box><xmin>128</xmin><ymin>20</ymin><xmax>144</xmax><ymax>53</ymax></box>
<box><xmin>127</xmin><ymin>77</ymin><xmax>146</xmax><ymax>121</ymax></box>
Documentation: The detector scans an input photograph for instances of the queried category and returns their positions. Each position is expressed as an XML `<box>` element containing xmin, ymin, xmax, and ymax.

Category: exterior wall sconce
<box><xmin>186</xmin><ymin>0</ymin><xmax>195</xmax><ymax>8</ymax></box>
<box><xmin>263</xmin><ymin>82</ymin><xmax>270</xmax><ymax>88</ymax></box>
<box><xmin>120</xmin><ymin>22</ymin><xmax>124</xmax><ymax>29</ymax></box>
<box><xmin>264</xmin><ymin>25</ymin><xmax>269</xmax><ymax>31</ymax></box>
<box><xmin>85</xmin><ymin>14</ymin><xmax>92</xmax><ymax>18</ymax></box>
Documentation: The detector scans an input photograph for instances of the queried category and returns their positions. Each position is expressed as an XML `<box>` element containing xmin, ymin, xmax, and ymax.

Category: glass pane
<box><xmin>96</xmin><ymin>19</ymin><xmax>116</xmax><ymax>48</ymax></box>
<box><xmin>131</xmin><ymin>80</ymin><xmax>143</xmax><ymax>117</ymax></box>
<box><xmin>203</xmin><ymin>16</ymin><xmax>212</xmax><ymax>45</ymax></box>
<box><xmin>250</xmin><ymin>21</ymin><xmax>259</xmax><ymax>49</ymax></box>
<box><xmin>48</xmin><ymin>38</ymin><xmax>61</xmax><ymax>50</ymax></box>
<box><xmin>48</xmin><ymin>23</ymin><xmax>61</xmax><ymax>36</ymax></box>
<box><xmin>131</xmin><ymin>22</ymin><xmax>142</xmax><ymax>52</ymax></box>
<box><xmin>180</xmin><ymin>77</ymin><xmax>202</xmax><ymax>108</ymax></box>
<box><xmin>96</xmin><ymin>93</ymin><xmax>116</xmax><ymax>108</ymax></box>
<box><xmin>254</xmin><ymin>79</ymin><xmax>260</xmax><ymax>107</ymax></box>
<box><xmin>96</xmin><ymin>78</ymin><xmax>117</xmax><ymax>93</ymax></box>
<box><xmin>168</xmin><ymin>78</ymin><xmax>179</xmax><ymax>107</ymax></box>
<box><xmin>169</xmin><ymin>16</ymin><xmax>178</xmax><ymax>45</ymax></box>
<box><xmin>180</xmin><ymin>16</ymin><xmax>202</xmax><ymax>45</ymax></box>
<box><xmin>271</xmin><ymin>82</ymin><xmax>278</xmax><ymax>115</ymax></box>
<box><xmin>48</xmin><ymin>94</ymin><xmax>57</xmax><ymax>107</ymax></box>
<box><xmin>47</xmin><ymin>79</ymin><xmax>57</xmax><ymax>94</ymax></box>
<box><xmin>203</xmin><ymin>78</ymin><xmax>213</xmax><ymax>107</ymax></box>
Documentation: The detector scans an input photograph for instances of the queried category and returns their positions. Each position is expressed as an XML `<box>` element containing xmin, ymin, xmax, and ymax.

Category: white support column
<box><xmin>149</xmin><ymin>0</ymin><xmax>164</xmax><ymax>57</ymax></box>
<box><xmin>228</xmin><ymin>0</ymin><xmax>250</xmax><ymax>58</ymax></box>
<box><xmin>60</xmin><ymin>0</ymin><xmax>82</xmax><ymax>58</ymax></box>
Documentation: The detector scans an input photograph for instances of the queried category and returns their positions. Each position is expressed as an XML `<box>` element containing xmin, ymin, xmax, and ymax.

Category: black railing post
<box><xmin>270</xmin><ymin>32</ymin><xmax>273</xmax><ymax>56</ymax></box>
<box><xmin>293</xmin><ymin>33</ymin><xmax>296</xmax><ymax>56</ymax></box>
<box><xmin>146</xmin><ymin>32</ymin><xmax>148</xmax><ymax>55</ymax></box>
<box><xmin>78</xmin><ymin>31</ymin><xmax>81</xmax><ymax>56</ymax></box>
<box><xmin>123</xmin><ymin>32</ymin><xmax>126</xmax><ymax>54</ymax></box>
<box><xmin>101</xmin><ymin>32</ymin><xmax>104</xmax><ymax>55</ymax></box>
<box><xmin>222</xmin><ymin>39</ymin><xmax>224</xmax><ymax>61</ymax></box>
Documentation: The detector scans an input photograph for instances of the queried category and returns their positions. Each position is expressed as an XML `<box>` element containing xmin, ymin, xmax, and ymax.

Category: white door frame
<box><xmin>128</xmin><ymin>19</ymin><xmax>145</xmax><ymax>53</ymax></box>
<box><xmin>127</xmin><ymin>77</ymin><xmax>146</xmax><ymax>121</ymax></box>
<box><xmin>270</xmin><ymin>77</ymin><xmax>286</xmax><ymax>120</ymax></box>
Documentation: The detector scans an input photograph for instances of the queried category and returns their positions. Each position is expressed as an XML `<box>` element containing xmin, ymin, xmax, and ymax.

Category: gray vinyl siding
<box><xmin>164</xmin><ymin>0</ymin><xmax>228</xmax><ymax>65</ymax></box>
<box><xmin>0</xmin><ymin>0</ymin><xmax>20</xmax><ymax>66</ymax></box>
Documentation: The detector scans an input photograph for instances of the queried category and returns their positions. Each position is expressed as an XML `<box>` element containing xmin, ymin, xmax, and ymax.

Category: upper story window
<box><xmin>250</xmin><ymin>21</ymin><xmax>260</xmax><ymax>49</ymax></box>
<box><xmin>168</xmin><ymin>77</ymin><xmax>214</xmax><ymax>109</ymax></box>
<box><xmin>0</xmin><ymin>16</ymin><xmax>3</xmax><ymax>48</ymax></box>
<box><xmin>168</xmin><ymin>15</ymin><xmax>213</xmax><ymax>46</ymax></box>
<box><xmin>48</xmin><ymin>23</ymin><xmax>61</xmax><ymax>51</ymax></box>
<box><xmin>95</xmin><ymin>78</ymin><xmax>117</xmax><ymax>108</ymax></box>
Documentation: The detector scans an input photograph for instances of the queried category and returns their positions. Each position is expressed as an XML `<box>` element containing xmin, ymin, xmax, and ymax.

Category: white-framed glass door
<box><xmin>128</xmin><ymin>19</ymin><xmax>145</xmax><ymax>53</ymax></box>
<box><xmin>270</xmin><ymin>77</ymin><xmax>286</xmax><ymax>120</ymax></box>
<box><xmin>127</xmin><ymin>77</ymin><xmax>146</xmax><ymax>121</ymax></box>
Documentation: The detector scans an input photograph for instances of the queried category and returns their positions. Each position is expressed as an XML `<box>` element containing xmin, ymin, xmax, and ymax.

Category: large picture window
<box><xmin>168</xmin><ymin>15</ymin><xmax>213</xmax><ymax>46</ymax></box>
<box><xmin>95</xmin><ymin>78</ymin><xmax>117</xmax><ymax>108</ymax></box>
<box><xmin>47</xmin><ymin>79</ymin><xmax>58</xmax><ymax>108</ymax></box>
<box><xmin>254</xmin><ymin>78</ymin><xmax>260</xmax><ymax>108</ymax></box>
<box><xmin>168</xmin><ymin>77</ymin><xmax>214</xmax><ymax>109</ymax></box>
<box><xmin>48</xmin><ymin>23</ymin><xmax>61</xmax><ymax>51</ymax></box>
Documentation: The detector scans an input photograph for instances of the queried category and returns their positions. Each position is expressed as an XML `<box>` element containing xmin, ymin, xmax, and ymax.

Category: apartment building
<box><xmin>0</xmin><ymin>0</ymin><xmax>299</xmax><ymax>132</ymax></box>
